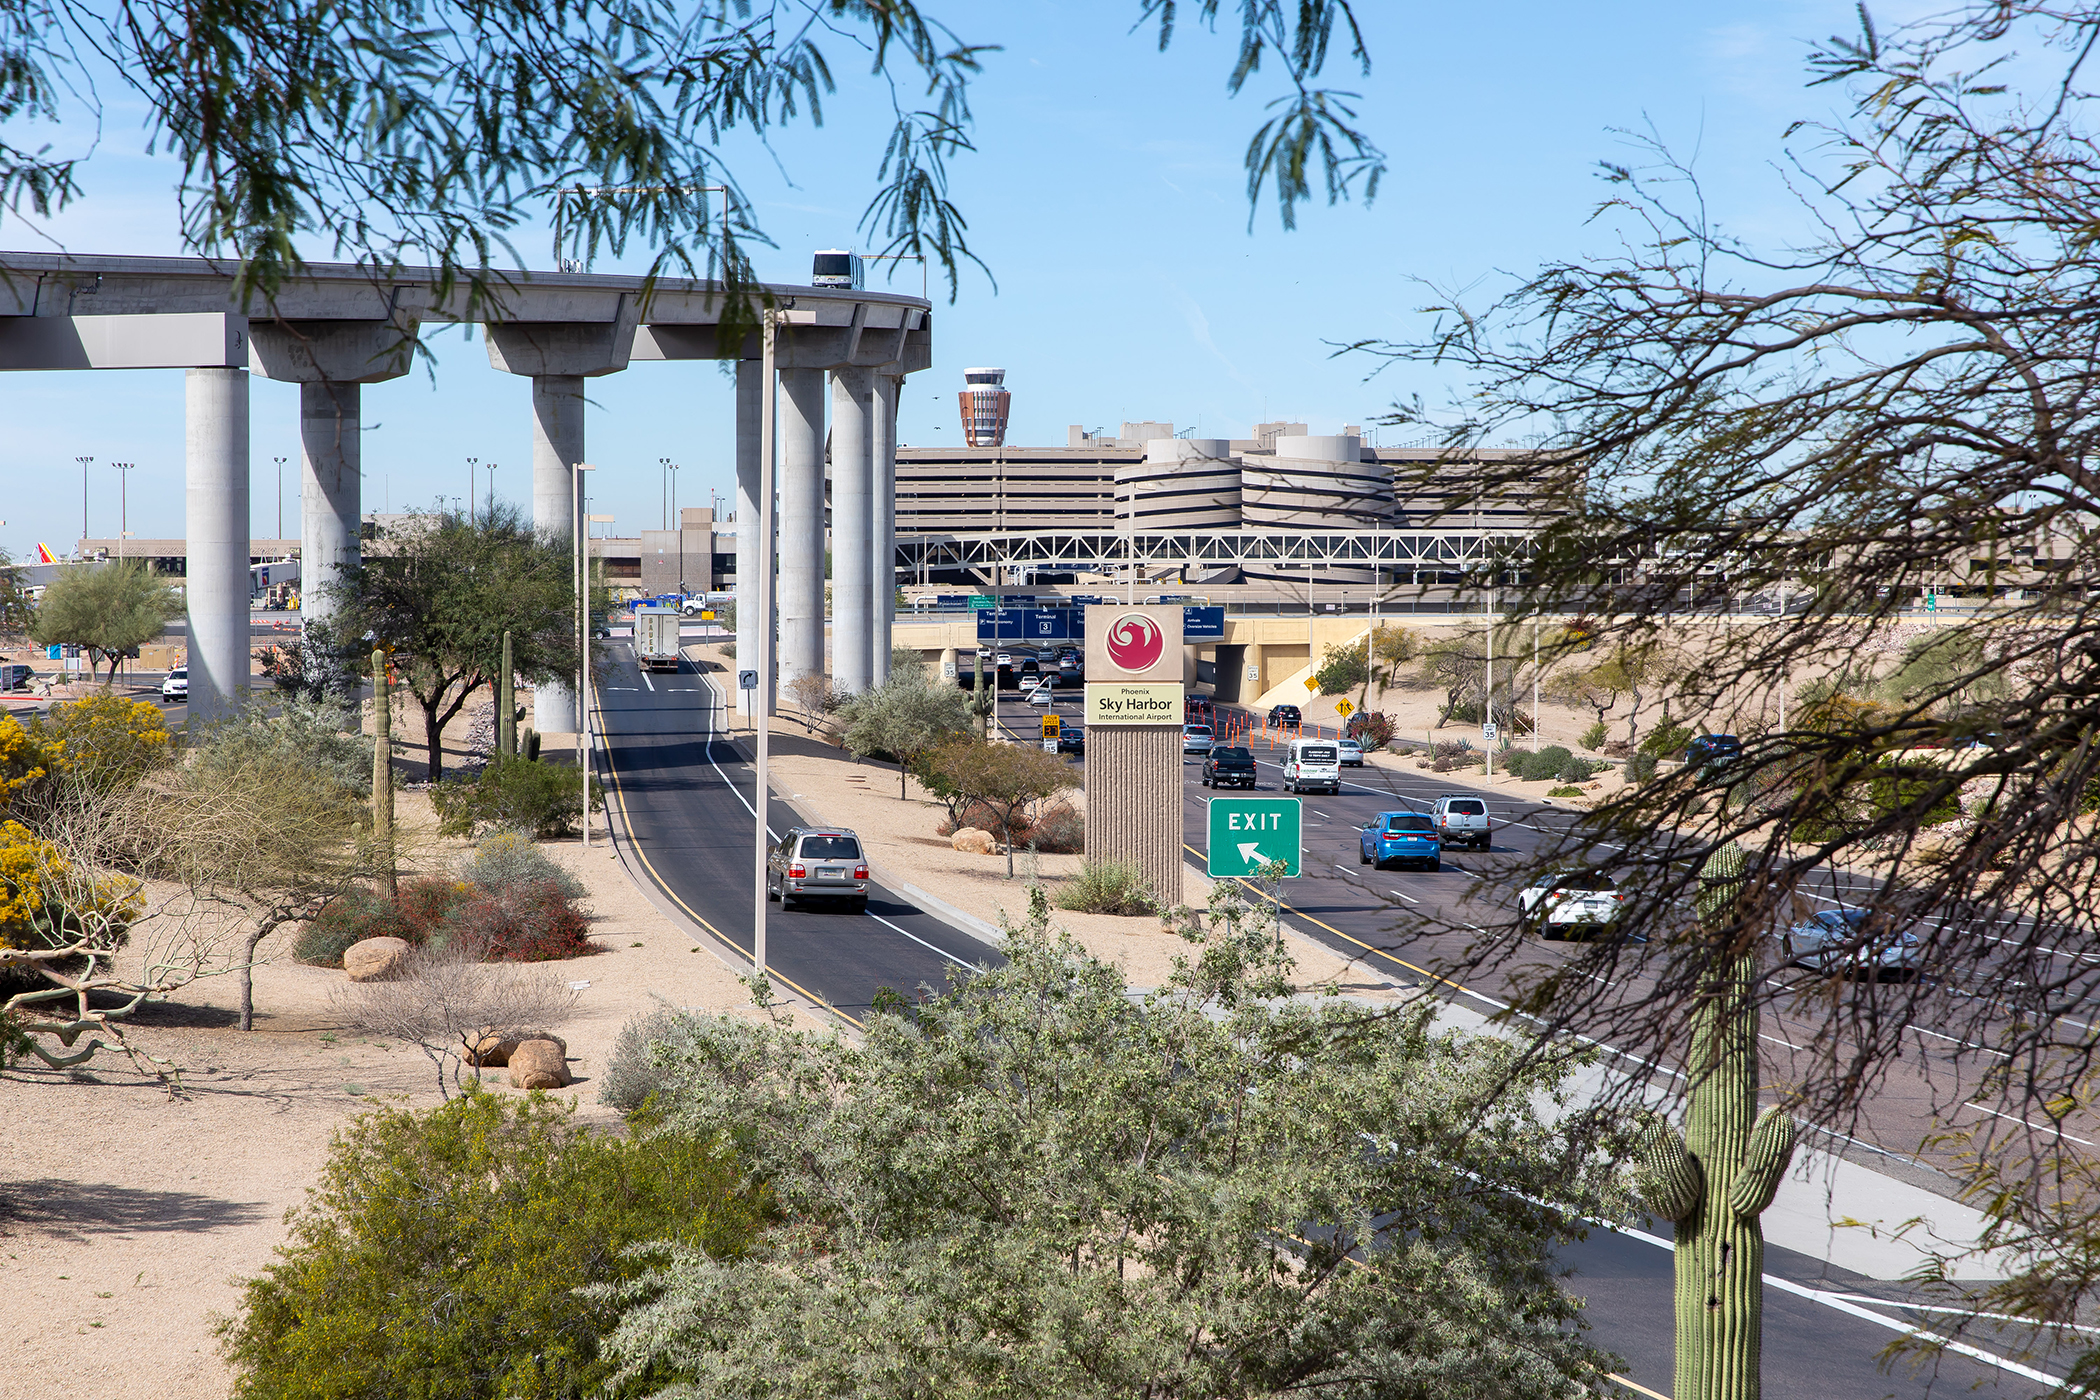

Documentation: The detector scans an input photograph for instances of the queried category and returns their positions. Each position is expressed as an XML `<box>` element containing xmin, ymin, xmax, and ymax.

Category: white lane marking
<box><xmin>1332</xmin><ymin>864</ymin><xmax>1352</xmax><ymax>874</ymax></box>
<box><xmin>692</xmin><ymin>676</ymin><xmax>778</xmax><ymax>839</ymax></box>
<box><xmin>1912</xmin><ymin>1025</ymin><xmax>2010</xmax><ymax>1058</ymax></box>
<box><xmin>1959</xmin><ymin>1100</ymin><xmax>2097</xmax><ymax>1147</ymax></box>
<box><xmin>641</xmin><ymin>670</ymin><xmax>655</xmax><ymax>692</ymax></box>
<box><xmin>1313</xmin><ymin>810</ymin><xmax>1334</xmax><ymax>819</ymax></box>
<box><xmin>1387</xmin><ymin>889</ymin><xmax>1419</xmax><ymax>905</ymax></box>
<box><xmin>1613</xmin><ymin>1224</ymin><xmax>2073</xmax><ymax>1390</ymax></box>
<box><xmin>866</xmin><ymin>911</ymin><xmax>976</xmax><ymax>969</ymax></box>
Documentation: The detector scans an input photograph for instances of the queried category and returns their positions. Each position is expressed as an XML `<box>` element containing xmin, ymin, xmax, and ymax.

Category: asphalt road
<box><xmin>595</xmin><ymin>645</ymin><xmax>998</xmax><ymax>1022</ymax></box>
<box><xmin>588</xmin><ymin>655</ymin><xmax>2080</xmax><ymax>1396</ymax></box>
<box><xmin>986</xmin><ymin>690</ymin><xmax>2085</xmax><ymax>1396</ymax></box>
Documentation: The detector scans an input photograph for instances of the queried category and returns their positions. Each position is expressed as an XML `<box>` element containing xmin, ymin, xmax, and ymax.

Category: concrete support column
<box><xmin>532</xmin><ymin>374</ymin><xmax>585</xmax><ymax>732</ymax></box>
<box><xmin>777</xmin><ymin>366</ymin><xmax>827</xmax><ymax>686</ymax></box>
<box><xmin>185</xmin><ymin>367</ymin><xmax>251</xmax><ymax>724</ymax></box>
<box><xmin>830</xmin><ymin>365</ymin><xmax>875</xmax><ymax>694</ymax></box>
<box><xmin>298</xmin><ymin>381</ymin><xmax>361</xmax><ymax>635</ymax></box>
<box><xmin>733</xmin><ymin>358</ymin><xmax>774</xmax><ymax>716</ymax></box>
<box><xmin>871</xmin><ymin>373</ymin><xmax>900</xmax><ymax>684</ymax></box>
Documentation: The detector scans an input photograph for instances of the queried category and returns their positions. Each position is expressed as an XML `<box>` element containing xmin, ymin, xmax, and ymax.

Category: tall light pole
<box><xmin>75</xmin><ymin>456</ymin><xmax>92</xmax><ymax>550</ymax></box>
<box><xmin>574</xmin><ymin>464</ymin><xmax>598</xmax><ymax>847</ymax></box>
<box><xmin>467</xmin><ymin>457</ymin><xmax>479</xmax><ymax>520</ymax></box>
<box><xmin>484</xmin><ymin>461</ymin><xmax>498</xmax><ymax>519</ymax></box>
<box><xmin>659</xmin><ymin>456</ymin><xmax>671</xmax><ymax>530</ymax></box>
<box><xmin>113</xmin><ymin>463</ymin><xmax>136</xmax><ymax>558</ymax></box>
<box><xmin>665</xmin><ymin>459</ymin><xmax>682</xmax><ymax>592</ymax></box>
<box><xmin>753</xmin><ymin>310</ymin><xmax>777</xmax><ymax>979</ymax></box>
<box><xmin>272</xmin><ymin>455</ymin><xmax>287</xmax><ymax>540</ymax></box>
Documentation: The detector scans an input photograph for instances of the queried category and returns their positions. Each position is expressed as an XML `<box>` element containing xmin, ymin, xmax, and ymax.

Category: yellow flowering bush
<box><xmin>0</xmin><ymin>715</ymin><xmax>54</xmax><ymax>814</ymax></box>
<box><xmin>0</xmin><ymin>819</ymin><xmax>140</xmax><ymax>965</ymax></box>
<box><xmin>32</xmin><ymin>694</ymin><xmax>172</xmax><ymax>791</ymax></box>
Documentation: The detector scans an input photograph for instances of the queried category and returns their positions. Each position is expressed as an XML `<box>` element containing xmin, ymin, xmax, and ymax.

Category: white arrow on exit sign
<box><xmin>1238</xmin><ymin>842</ymin><xmax>1266</xmax><ymax>864</ymax></box>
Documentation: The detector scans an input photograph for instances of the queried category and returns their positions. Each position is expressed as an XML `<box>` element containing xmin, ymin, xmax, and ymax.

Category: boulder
<box><xmin>951</xmin><ymin>826</ymin><xmax>996</xmax><ymax>856</ymax></box>
<box><xmin>509</xmin><ymin>1038</ymin><xmax>572</xmax><ymax>1090</ymax></box>
<box><xmin>343</xmin><ymin>936</ymin><xmax>412</xmax><ymax>983</ymax></box>
<box><xmin>469</xmin><ymin>1028</ymin><xmax>567</xmax><ymax>1068</ymax></box>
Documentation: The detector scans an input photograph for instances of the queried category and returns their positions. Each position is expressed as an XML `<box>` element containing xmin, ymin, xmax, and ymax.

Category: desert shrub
<box><xmin>1502</xmin><ymin>744</ymin><xmax>1574</xmax><ymax>780</ymax></box>
<box><xmin>601</xmin><ymin>1004</ymin><xmax>703</xmax><ymax>1114</ymax></box>
<box><xmin>1430</xmin><ymin>756</ymin><xmax>1457</xmax><ymax>772</ymax></box>
<box><xmin>1023</xmin><ymin>800</ymin><xmax>1084</xmax><ymax>854</ymax></box>
<box><xmin>1547</xmin><ymin>785</ymin><xmax>1587</xmax><ymax>797</ymax></box>
<box><xmin>292</xmin><ymin>888</ymin><xmax>415</xmax><ymax>967</ymax></box>
<box><xmin>219</xmin><ymin>1088</ymin><xmax>766</xmax><ymax>1400</ymax></box>
<box><xmin>1348</xmin><ymin>710</ymin><xmax>1395</xmax><ymax>748</ymax></box>
<box><xmin>1430</xmin><ymin>739</ymin><xmax>1473</xmax><ymax>760</ymax></box>
<box><xmin>0</xmin><ymin>716</ymin><xmax>56</xmax><ymax>815</ymax></box>
<box><xmin>1626</xmin><ymin>752</ymin><xmax>1659</xmax><ymax>783</ymax></box>
<box><xmin>398</xmin><ymin>876</ymin><xmax>475</xmax><ymax>944</ymax></box>
<box><xmin>1499</xmin><ymin>747</ymin><xmax>1537</xmax><ymax>777</ymax></box>
<box><xmin>1313</xmin><ymin>640</ymin><xmax>1369</xmax><ymax>696</ymax></box>
<box><xmin>1580</xmin><ymin>720</ymin><xmax>1609</xmax><ymax>751</ymax></box>
<box><xmin>31</xmin><ymin>694</ymin><xmax>172</xmax><ymax>793</ymax></box>
<box><xmin>190</xmin><ymin>700</ymin><xmax>368</xmax><ymax>799</ymax></box>
<box><xmin>1556</xmin><ymin>756</ymin><xmax>1598</xmax><ymax>783</ymax></box>
<box><xmin>1445</xmin><ymin>699</ymin><xmax>1484</xmax><ymax>725</ymax></box>
<box><xmin>431</xmin><ymin>756</ymin><xmax>603</xmax><ymax>839</ymax></box>
<box><xmin>460</xmin><ymin>830</ymin><xmax>585</xmax><ymax>900</ymax></box>
<box><xmin>1054</xmin><ymin>859</ymin><xmax>1159</xmax><ymax>916</ymax></box>
<box><xmin>1639</xmin><ymin>720</ymin><xmax>1696</xmax><ymax>760</ymax></box>
<box><xmin>0</xmin><ymin>818</ymin><xmax>139</xmax><ymax>989</ymax></box>
<box><xmin>452</xmin><ymin>879</ymin><xmax>593</xmax><ymax>961</ymax></box>
<box><xmin>935</xmin><ymin>798</ymin><xmax>1008</xmax><ymax>840</ymax></box>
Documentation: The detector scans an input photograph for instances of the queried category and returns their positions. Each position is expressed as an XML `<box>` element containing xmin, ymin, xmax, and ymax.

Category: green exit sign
<box><xmin>1206</xmin><ymin>797</ymin><xmax>1302</xmax><ymax>878</ymax></box>
<box><xmin>967</xmin><ymin>594</ymin><xmax>998</xmax><ymax>610</ymax></box>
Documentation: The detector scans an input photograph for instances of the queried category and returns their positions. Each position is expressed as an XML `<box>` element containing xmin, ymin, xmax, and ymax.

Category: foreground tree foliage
<box><xmin>220</xmin><ymin>1089</ymin><xmax>768</xmax><ymax>1400</ymax></box>
<box><xmin>1344</xmin><ymin>0</ymin><xmax>2100</xmax><ymax>1371</ymax></box>
<box><xmin>595</xmin><ymin>893</ymin><xmax>1628</xmax><ymax>1399</ymax></box>
<box><xmin>0</xmin><ymin>1</ymin><xmax>1381</xmax><ymax>317</ymax></box>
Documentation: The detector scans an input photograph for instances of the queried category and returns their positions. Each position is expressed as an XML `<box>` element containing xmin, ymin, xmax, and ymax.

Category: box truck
<box><xmin>633</xmin><ymin>605</ymin><xmax>683</xmax><ymax>673</ymax></box>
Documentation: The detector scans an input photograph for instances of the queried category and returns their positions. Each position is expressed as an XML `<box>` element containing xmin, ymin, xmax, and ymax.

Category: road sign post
<box><xmin>1206</xmin><ymin>797</ymin><xmax>1302</xmax><ymax>878</ymax></box>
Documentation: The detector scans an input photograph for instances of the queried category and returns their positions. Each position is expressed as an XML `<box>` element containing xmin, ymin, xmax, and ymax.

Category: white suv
<box><xmin>1430</xmin><ymin>795</ymin><xmax>1491</xmax><ymax>849</ymax></box>
<box><xmin>766</xmin><ymin>828</ymin><xmax>870</xmax><ymax>913</ymax></box>
<box><xmin>160</xmin><ymin>667</ymin><xmax>189</xmax><ymax>702</ymax></box>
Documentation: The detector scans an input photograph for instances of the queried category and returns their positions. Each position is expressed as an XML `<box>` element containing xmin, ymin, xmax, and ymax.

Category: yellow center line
<box><xmin>598</xmin><ymin>702</ymin><xmax>864</xmax><ymax>1030</ymax></box>
<box><xmin>1181</xmin><ymin>841</ymin><xmax>1495</xmax><ymax>1005</ymax></box>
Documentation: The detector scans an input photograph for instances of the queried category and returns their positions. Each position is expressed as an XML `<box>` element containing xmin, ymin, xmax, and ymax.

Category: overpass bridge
<box><xmin>0</xmin><ymin>252</ymin><xmax>931</xmax><ymax>723</ymax></box>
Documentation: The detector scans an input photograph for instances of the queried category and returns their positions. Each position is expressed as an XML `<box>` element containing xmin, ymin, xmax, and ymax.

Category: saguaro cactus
<box><xmin>1637</xmin><ymin>842</ymin><xmax>1798</xmax><ymax>1400</ymax></box>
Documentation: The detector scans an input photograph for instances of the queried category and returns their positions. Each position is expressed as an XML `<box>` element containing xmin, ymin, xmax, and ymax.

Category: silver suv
<box><xmin>1430</xmin><ymin>794</ymin><xmax>1492</xmax><ymax>850</ymax></box>
<box><xmin>766</xmin><ymin>827</ymin><xmax>869</xmax><ymax>912</ymax></box>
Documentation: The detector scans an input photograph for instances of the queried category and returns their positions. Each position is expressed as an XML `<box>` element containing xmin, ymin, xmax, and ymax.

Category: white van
<box><xmin>1282</xmin><ymin>738</ymin><xmax>1341</xmax><ymax>794</ymax></box>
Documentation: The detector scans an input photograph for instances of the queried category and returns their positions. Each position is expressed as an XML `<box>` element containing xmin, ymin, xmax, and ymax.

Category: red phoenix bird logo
<box><xmin>1105</xmin><ymin>614</ymin><xmax>1165</xmax><ymax>672</ymax></box>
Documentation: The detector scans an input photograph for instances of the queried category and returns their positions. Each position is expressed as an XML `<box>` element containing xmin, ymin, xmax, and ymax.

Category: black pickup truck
<box><xmin>1201</xmin><ymin>746</ymin><xmax>1258</xmax><ymax>788</ymax></box>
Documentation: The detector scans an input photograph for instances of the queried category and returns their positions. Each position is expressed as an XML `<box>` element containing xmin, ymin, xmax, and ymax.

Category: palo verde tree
<box><xmin>1335</xmin><ymin>0</ymin><xmax>2100</xmax><ymax>1339</ymax></box>
<box><xmin>28</xmin><ymin>562</ymin><xmax>178</xmax><ymax>684</ymax></box>
<box><xmin>836</xmin><ymin>662</ymin><xmax>972</xmax><ymax>798</ymax></box>
<box><xmin>326</xmin><ymin>505</ymin><xmax>577</xmax><ymax>778</ymax></box>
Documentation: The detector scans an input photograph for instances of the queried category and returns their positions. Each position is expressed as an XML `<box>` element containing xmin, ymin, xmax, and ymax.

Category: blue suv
<box><xmin>1359</xmin><ymin>811</ymin><xmax>1441</xmax><ymax>871</ymax></box>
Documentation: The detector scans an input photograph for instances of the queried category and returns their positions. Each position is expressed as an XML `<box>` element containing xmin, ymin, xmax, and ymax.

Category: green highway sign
<box><xmin>1207</xmin><ymin>797</ymin><xmax>1302</xmax><ymax>878</ymax></box>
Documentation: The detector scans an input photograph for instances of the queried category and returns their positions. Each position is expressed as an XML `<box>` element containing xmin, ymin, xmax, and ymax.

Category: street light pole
<box><xmin>114</xmin><ymin>463</ymin><xmax>135</xmax><ymax>557</ymax></box>
<box><xmin>484</xmin><ymin>462</ymin><xmax>497</xmax><ymax>520</ymax></box>
<box><xmin>75</xmin><ymin>456</ymin><xmax>92</xmax><ymax>550</ymax></box>
<box><xmin>659</xmin><ymin>456</ymin><xmax>671</xmax><ymax>531</ymax></box>
<box><xmin>467</xmin><ymin>457</ymin><xmax>479</xmax><ymax>520</ymax></box>
<box><xmin>574</xmin><ymin>463</ymin><xmax>598</xmax><ymax>848</ymax></box>
<box><xmin>753</xmin><ymin>311</ymin><xmax>777</xmax><ymax>980</ymax></box>
<box><xmin>273</xmin><ymin>455</ymin><xmax>286</xmax><ymax>540</ymax></box>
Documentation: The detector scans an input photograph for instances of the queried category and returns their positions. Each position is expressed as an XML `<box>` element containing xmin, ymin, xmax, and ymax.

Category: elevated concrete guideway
<box><xmin>0</xmin><ymin>251</ymin><xmax>932</xmax><ymax>722</ymax></box>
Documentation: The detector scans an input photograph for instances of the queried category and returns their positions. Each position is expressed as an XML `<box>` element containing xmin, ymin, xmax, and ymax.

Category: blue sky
<box><xmin>0</xmin><ymin>1</ymin><xmax>1885</xmax><ymax>555</ymax></box>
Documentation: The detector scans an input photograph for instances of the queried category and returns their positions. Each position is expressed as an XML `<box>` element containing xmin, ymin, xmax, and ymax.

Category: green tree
<box><xmin>220</xmin><ymin>1088</ymin><xmax>768</xmax><ymax>1400</ymax></box>
<box><xmin>326</xmin><ymin>505</ymin><xmax>576</xmax><ymax>778</ymax></box>
<box><xmin>837</xmin><ymin>664</ymin><xmax>972</xmax><ymax>797</ymax></box>
<box><xmin>27</xmin><ymin>562</ymin><xmax>177</xmax><ymax>685</ymax></box>
<box><xmin>597</xmin><ymin>893</ymin><xmax>1627</xmax><ymax>1399</ymax></box>
<box><xmin>0</xmin><ymin>548</ymin><xmax>31</xmax><ymax>643</ymax></box>
<box><xmin>912</xmin><ymin>735</ymin><xmax>1077</xmax><ymax>876</ymax></box>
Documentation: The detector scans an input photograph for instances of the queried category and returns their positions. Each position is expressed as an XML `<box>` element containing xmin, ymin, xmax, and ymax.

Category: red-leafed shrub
<box><xmin>452</xmin><ymin>878</ymin><xmax>593</xmax><ymax>962</ymax></box>
<box><xmin>1020</xmin><ymin>801</ymin><xmax>1084</xmax><ymax>854</ymax></box>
